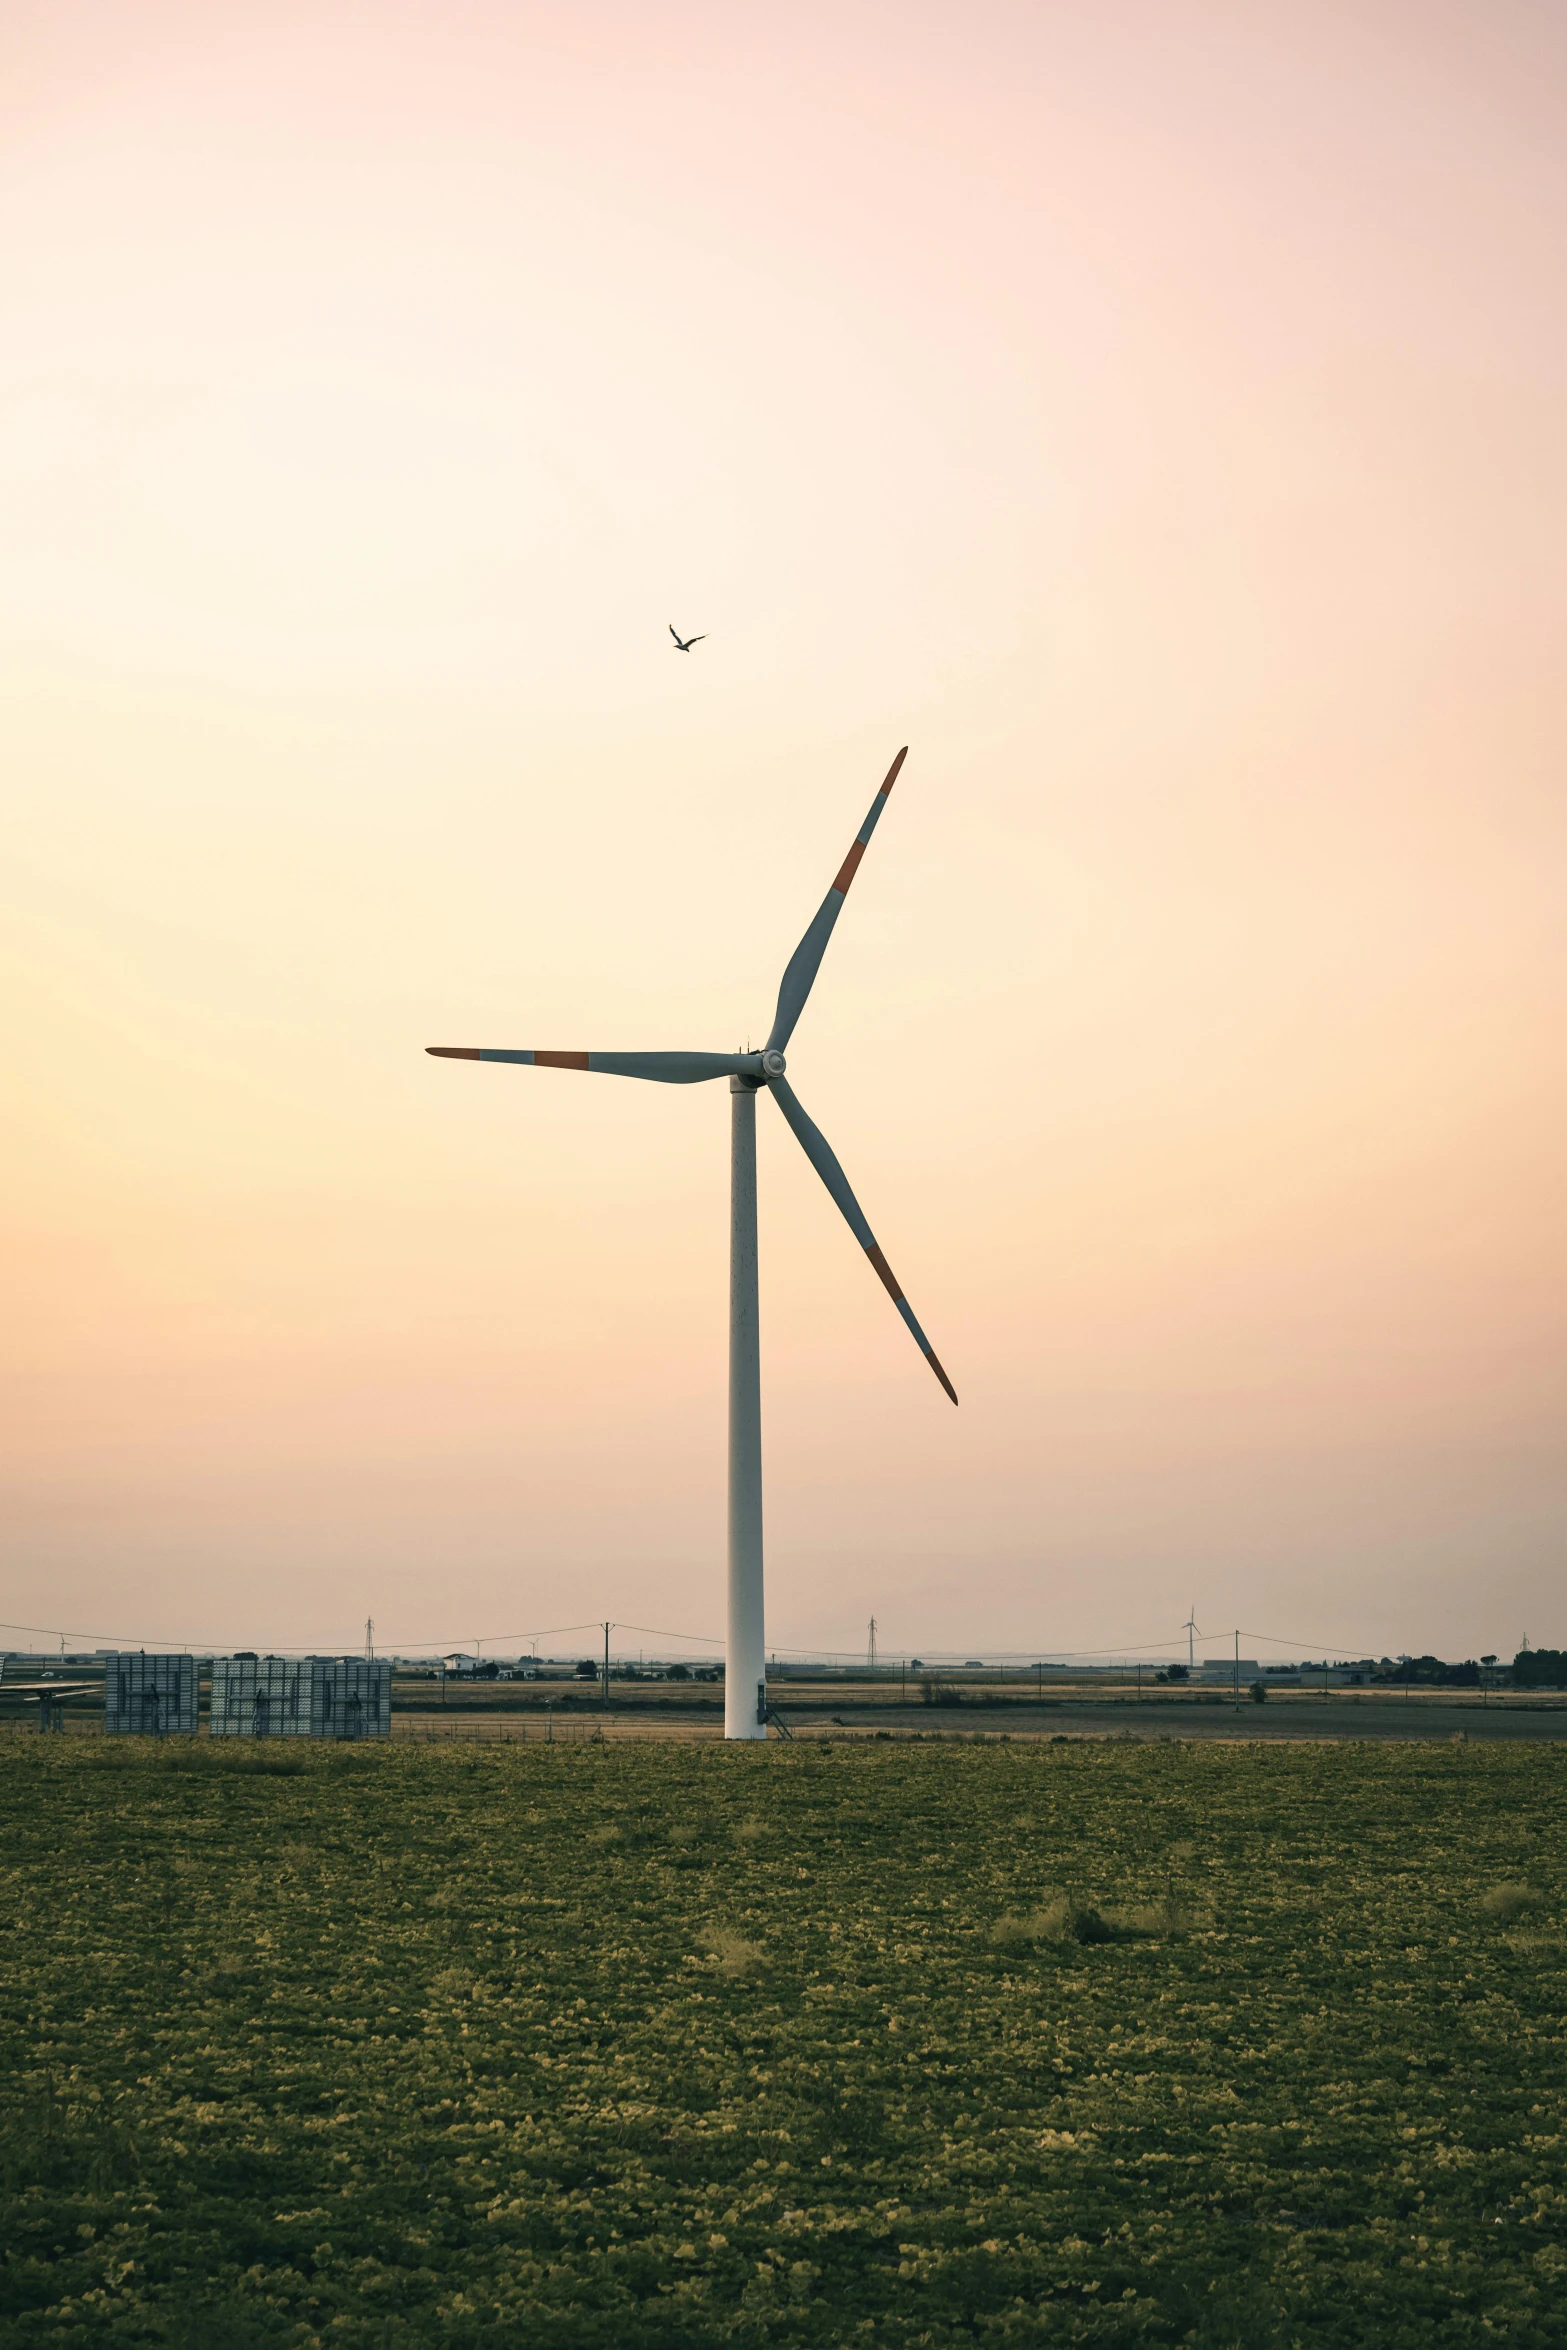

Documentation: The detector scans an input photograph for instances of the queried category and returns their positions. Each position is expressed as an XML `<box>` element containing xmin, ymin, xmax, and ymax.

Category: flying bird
<box><xmin>669</xmin><ymin>625</ymin><xmax>706</xmax><ymax>651</ymax></box>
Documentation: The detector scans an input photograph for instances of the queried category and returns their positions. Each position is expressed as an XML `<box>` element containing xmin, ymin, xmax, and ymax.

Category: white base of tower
<box><xmin>726</xmin><ymin>1079</ymin><xmax>766</xmax><ymax>1740</ymax></box>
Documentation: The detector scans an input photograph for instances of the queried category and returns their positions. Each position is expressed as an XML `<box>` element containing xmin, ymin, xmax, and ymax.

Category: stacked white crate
<box><xmin>104</xmin><ymin>1653</ymin><xmax>198</xmax><ymax>1736</ymax></box>
<box><xmin>210</xmin><ymin>1656</ymin><xmax>309</xmax><ymax>1736</ymax></box>
<box><xmin>310</xmin><ymin>1658</ymin><xmax>390</xmax><ymax>1738</ymax></box>
<box><xmin>209</xmin><ymin>1656</ymin><xmax>390</xmax><ymax>1738</ymax></box>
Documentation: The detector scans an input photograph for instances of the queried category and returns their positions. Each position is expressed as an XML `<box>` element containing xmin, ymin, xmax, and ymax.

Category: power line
<box><xmin>0</xmin><ymin>1613</ymin><xmax>1417</xmax><ymax>1666</ymax></box>
<box><xmin>609</xmin><ymin>1620</ymin><xmax>725</xmax><ymax>1649</ymax></box>
<box><xmin>0</xmin><ymin>1618</ymin><xmax>245</xmax><ymax>1650</ymax></box>
<box><xmin>0</xmin><ymin>1615</ymin><xmax>610</xmax><ymax>1656</ymax></box>
<box><xmin>383</xmin><ymin>1622</ymin><xmax>605</xmax><ymax>1651</ymax></box>
<box><xmin>1238</xmin><ymin>1628</ymin><xmax>1385</xmax><ymax>1659</ymax></box>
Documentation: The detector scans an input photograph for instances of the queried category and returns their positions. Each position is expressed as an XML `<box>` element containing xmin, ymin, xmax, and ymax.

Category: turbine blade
<box><xmin>426</xmin><ymin>1048</ymin><xmax>759</xmax><ymax>1084</ymax></box>
<box><xmin>765</xmin><ymin>747</ymin><xmax>907</xmax><ymax>1053</ymax></box>
<box><xmin>769</xmin><ymin>1074</ymin><xmax>956</xmax><ymax>1404</ymax></box>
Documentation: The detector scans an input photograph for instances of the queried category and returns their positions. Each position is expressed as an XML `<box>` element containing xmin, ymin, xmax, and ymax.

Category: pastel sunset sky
<box><xmin>3</xmin><ymin>0</ymin><xmax>1564</xmax><ymax>1661</ymax></box>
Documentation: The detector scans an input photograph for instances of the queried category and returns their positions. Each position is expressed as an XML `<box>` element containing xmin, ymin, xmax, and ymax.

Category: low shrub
<box><xmin>1116</xmin><ymin>1895</ymin><xmax>1200</xmax><ymax>1938</ymax></box>
<box><xmin>993</xmin><ymin>1893</ymin><xmax>1198</xmax><ymax>1946</ymax></box>
<box><xmin>991</xmin><ymin>1898</ymin><xmax>1114</xmax><ymax>1945</ymax></box>
<box><xmin>1480</xmin><ymin>1882</ymin><xmax>1539</xmax><ymax>1919</ymax></box>
<box><xmin>703</xmin><ymin>1927</ymin><xmax>765</xmax><ymax>1977</ymax></box>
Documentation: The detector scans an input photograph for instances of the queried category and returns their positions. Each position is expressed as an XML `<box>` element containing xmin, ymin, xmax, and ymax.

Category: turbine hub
<box><xmin>761</xmin><ymin>1048</ymin><xmax>787</xmax><ymax>1079</ymax></box>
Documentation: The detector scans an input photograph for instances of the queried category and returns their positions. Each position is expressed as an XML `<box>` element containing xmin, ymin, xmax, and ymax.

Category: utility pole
<box><xmin>867</xmin><ymin>1618</ymin><xmax>877</xmax><ymax>1672</ymax></box>
<box><xmin>1233</xmin><ymin>1629</ymin><xmax>1240</xmax><ymax>1713</ymax></box>
<box><xmin>602</xmin><ymin>1621</ymin><xmax>611</xmax><ymax>1712</ymax></box>
<box><xmin>365</xmin><ymin>1617</ymin><xmax>374</xmax><ymax>1662</ymax></box>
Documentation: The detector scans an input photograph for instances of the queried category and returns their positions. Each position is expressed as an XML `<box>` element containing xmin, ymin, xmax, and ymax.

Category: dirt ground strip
<box><xmin>387</xmin><ymin>1696</ymin><xmax>1567</xmax><ymax>1744</ymax></box>
<box><xmin>10</xmin><ymin>1690</ymin><xmax>1564</xmax><ymax>1746</ymax></box>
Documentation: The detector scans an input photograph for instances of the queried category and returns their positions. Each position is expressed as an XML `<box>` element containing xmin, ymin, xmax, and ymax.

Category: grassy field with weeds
<box><xmin>1</xmin><ymin>1735</ymin><xmax>1563</xmax><ymax>2345</ymax></box>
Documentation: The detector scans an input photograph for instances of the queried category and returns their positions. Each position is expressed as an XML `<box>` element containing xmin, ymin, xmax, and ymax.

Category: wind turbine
<box><xmin>427</xmin><ymin>747</ymin><xmax>955</xmax><ymax>1740</ymax></box>
<box><xmin>1183</xmin><ymin>1606</ymin><xmax>1200</xmax><ymax>1675</ymax></box>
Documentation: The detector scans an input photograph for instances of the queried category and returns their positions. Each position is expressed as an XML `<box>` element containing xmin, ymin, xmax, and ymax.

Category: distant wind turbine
<box><xmin>427</xmin><ymin>747</ymin><xmax>954</xmax><ymax>1740</ymax></box>
<box><xmin>1183</xmin><ymin>1606</ymin><xmax>1200</xmax><ymax>1674</ymax></box>
<box><xmin>669</xmin><ymin>625</ymin><xmax>706</xmax><ymax>651</ymax></box>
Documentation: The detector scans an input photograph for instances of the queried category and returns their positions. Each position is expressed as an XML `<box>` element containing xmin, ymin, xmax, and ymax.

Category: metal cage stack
<box><xmin>209</xmin><ymin>1656</ymin><xmax>390</xmax><ymax>1738</ymax></box>
<box><xmin>209</xmin><ymin>1656</ymin><xmax>310</xmax><ymax>1737</ymax></box>
<box><xmin>309</xmin><ymin>1657</ymin><xmax>391</xmax><ymax>1739</ymax></box>
<box><xmin>104</xmin><ymin>1653</ymin><xmax>198</xmax><ymax>1737</ymax></box>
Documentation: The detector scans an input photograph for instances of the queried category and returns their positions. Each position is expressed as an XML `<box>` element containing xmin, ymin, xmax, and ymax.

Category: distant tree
<box><xmin>666</xmin><ymin>1663</ymin><xmax>691</xmax><ymax>1682</ymax></box>
<box><xmin>1375</xmin><ymin>1655</ymin><xmax>1448</xmax><ymax>1686</ymax></box>
<box><xmin>1249</xmin><ymin>1681</ymin><xmax>1268</xmax><ymax>1703</ymax></box>
<box><xmin>1165</xmin><ymin>1663</ymin><xmax>1188</xmax><ymax>1683</ymax></box>
<box><xmin>1513</xmin><ymin>1648</ymin><xmax>1566</xmax><ymax>1689</ymax></box>
<box><xmin>575</xmin><ymin>1659</ymin><xmax>597</xmax><ymax>1680</ymax></box>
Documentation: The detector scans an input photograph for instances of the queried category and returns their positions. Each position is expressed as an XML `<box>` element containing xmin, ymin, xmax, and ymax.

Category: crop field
<box><xmin>1</xmin><ymin>1739</ymin><xmax>1564</xmax><ymax>2346</ymax></box>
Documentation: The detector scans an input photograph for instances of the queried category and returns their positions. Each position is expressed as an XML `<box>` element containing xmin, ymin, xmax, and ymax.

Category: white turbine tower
<box><xmin>428</xmin><ymin>748</ymin><xmax>956</xmax><ymax>1741</ymax></box>
<box><xmin>1183</xmin><ymin>1606</ymin><xmax>1200</xmax><ymax>1675</ymax></box>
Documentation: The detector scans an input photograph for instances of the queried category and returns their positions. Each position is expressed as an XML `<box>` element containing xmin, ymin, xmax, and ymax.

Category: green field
<box><xmin>1</xmin><ymin>1737</ymin><xmax>1563</xmax><ymax>2346</ymax></box>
